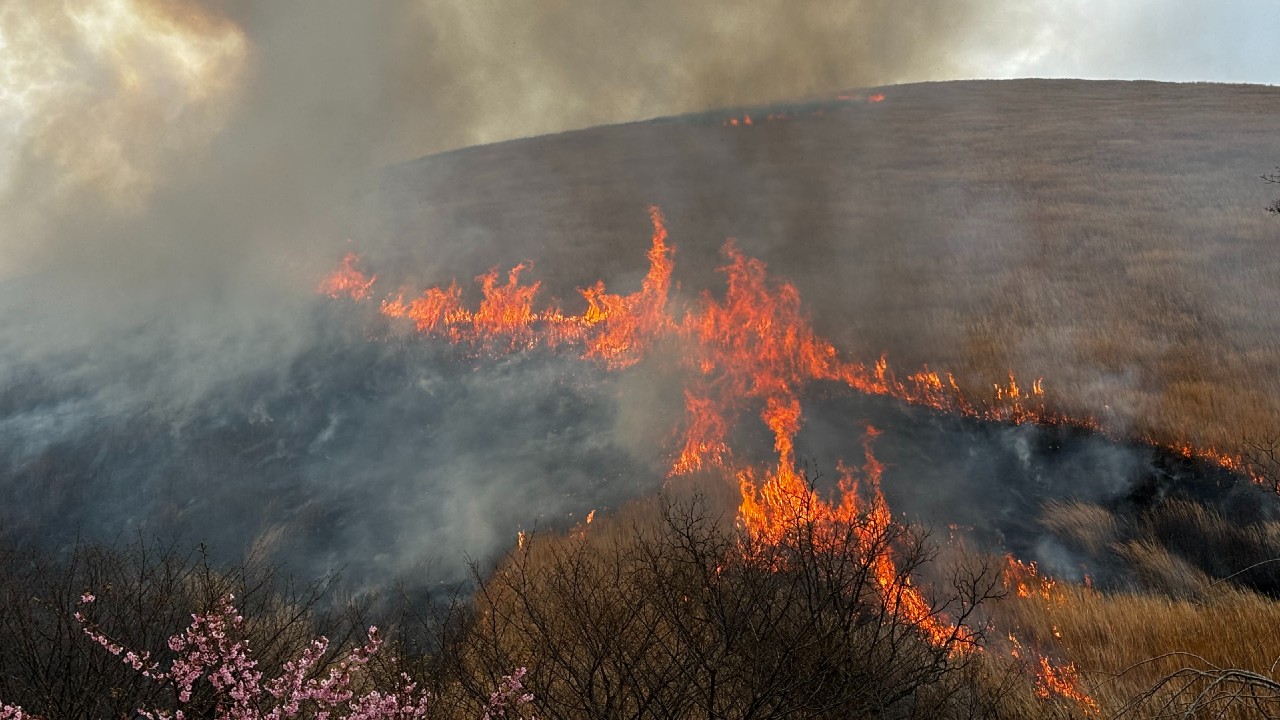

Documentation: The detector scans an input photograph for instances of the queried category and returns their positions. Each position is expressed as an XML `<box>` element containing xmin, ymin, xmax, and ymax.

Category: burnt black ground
<box><xmin>3</xmin><ymin>304</ymin><xmax>1273</xmax><ymax>596</ymax></box>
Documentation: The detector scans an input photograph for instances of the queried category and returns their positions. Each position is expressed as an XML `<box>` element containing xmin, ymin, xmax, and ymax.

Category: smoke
<box><xmin>0</xmin><ymin>0</ymin><xmax>1043</xmax><ymax>382</ymax></box>
<box><xmin>420</xmin><ymin>1</ymin><xmax>1006</xmax><ymax>150</ymax></box>
<box><xmin>0</xmin><ymin>0</ymin><xmax>1034</xmax><ymax>269</ymax></box>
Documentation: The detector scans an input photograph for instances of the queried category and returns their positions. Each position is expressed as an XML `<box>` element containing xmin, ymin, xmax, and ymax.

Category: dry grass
<box><xmin>998</xmin><ymin>585</ymin><xmax>1280</xmax><ymax>717</ymax></box>
<box><xmin>1041</xmin><ymin>501</ymin><xmax>1121</xmax><ymax>560</ymax></box>
<box><xmin>1027</xmin><ymin>498</ymin><xmax>1280</xmax><ymax>715</ymax></box>
<box><xmin>1111</xmin><ymin>539</ymin><xmax>1213</xmax><ymax>601</ymax></box>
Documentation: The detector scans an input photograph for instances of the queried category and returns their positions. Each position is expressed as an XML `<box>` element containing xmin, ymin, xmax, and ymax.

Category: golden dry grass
<box><xmin>1006</xmin><ymin>498</ymin><xmax>1280</xmax><ymax>715</ymax></box>
<box><xmin>1041</xmin><ymin>501</ymin><xmax>1121</xmax><ymax>561</ymax></box>
<box><xmin>998</xmin><ymin>585</ymin><xmax>1280</xmax><ymax>717</ymax></box>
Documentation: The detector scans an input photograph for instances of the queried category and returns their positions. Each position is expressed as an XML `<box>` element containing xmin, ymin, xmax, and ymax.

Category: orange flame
<box><xmin>1003</xmin><ymin>556</ymin><xmax>1067</xmax><ymax>605</ymax></box>
<box><xmin>724</xmin><ymin>113</ymin><xmax>762</xmax><ymax>127</ymax></box>
<box><xmin>738</xmin><ymin>426</ymin><xmax>969</xmax><ymax>647</ymax></box>
<box><xmin>318</xmin><ymin>252</ymin><xmax>376</xmax><ymax>300</ymax></box>
<box><xmin>722</xmin><ymin>107</ymin><xmax>839</xmax><ymax>127</ymax></box>
<box><xmin>1008</xmin><ymin>633</ymin><xmax>1100</xmax><ymax>714</ymax></box>
<box><xmin>371</xmin><ymin>205</ymin><xmax>673</xmax><ymax>362</ymax></box>
<box><xmin>1034</xmin><ymin>656</ymin><xmax>1098</xmax><ymax>712</ymax></box>
<box><xmin>1003</xmin><ymin>560</ymin><xmax>1100</xmax><ymax>713</ymax></box>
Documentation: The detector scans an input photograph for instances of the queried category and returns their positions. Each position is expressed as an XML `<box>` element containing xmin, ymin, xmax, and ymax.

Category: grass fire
<box><xmin>313</xmin><ymin>196</ymin><xmax>1280</xmax><ymax>716</ymax></box>
<box><xmin>3</xmin><ymin>3</ymin><xmax>1280</xmax><ymax>717</ymax></box>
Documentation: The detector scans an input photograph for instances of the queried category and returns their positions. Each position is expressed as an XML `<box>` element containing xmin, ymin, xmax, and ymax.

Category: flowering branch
<box><xmin>3</xmin><ymin>593</ymin><xmax>535</xmax><ymax>720</ymax></box>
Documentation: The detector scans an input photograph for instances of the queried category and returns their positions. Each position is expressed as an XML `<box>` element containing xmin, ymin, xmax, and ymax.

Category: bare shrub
<box><xmin>445</xmin><ymin>490</ymin><xmax>1005</xmax><ymax>720</ymax></box>
<box><xmin>1242</xmin><ymin>430</ymin><xmax>1280</xmax><ymax>493</ymax></box>
<box><xmin>1264</xmin><ymin>167</ymin><xmax>1280</xmax><ymax>216</ymax></box>
<box><xmin>1116</xmin><ymin>652</ymin><xmax>1280</xmax><ymax>719</ymax></box>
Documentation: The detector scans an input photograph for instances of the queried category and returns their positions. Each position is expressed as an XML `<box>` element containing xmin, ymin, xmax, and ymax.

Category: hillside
<box><xmin>6</xmin><ymin>77</ymin><xmax>1280</xmax><ymax>719</ymax></box>
<box><xmin>361</xmin><ymin>78</ymin><xmax>1280</xmax><ymax>452</ymax></box>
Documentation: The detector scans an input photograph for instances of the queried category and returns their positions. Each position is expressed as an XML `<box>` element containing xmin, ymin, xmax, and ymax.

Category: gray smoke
<box><xmin>0</xmin><ymin>0</ymin><xmax>1041</xmax><ymax>587</ymax></box>
<box><xmin>0</xmin><ymin>0</ymin><xmax>1054</xmax><ymax>401</ymax></box>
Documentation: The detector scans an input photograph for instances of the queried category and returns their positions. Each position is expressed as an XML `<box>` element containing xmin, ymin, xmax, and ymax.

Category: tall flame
<box><xmin>318</xmin><ymin>252</ymin><xmax>376</xmax><ymax>300</ymax></box>
<box><xmin>374</xmin><ymin>205</ymin><xmax>672</xmax><ymax>363</ymax></box>
<box><xmin>738</xmin><ymin>427</ymin><xmax>968</xmax><ymax>647</ymax></box>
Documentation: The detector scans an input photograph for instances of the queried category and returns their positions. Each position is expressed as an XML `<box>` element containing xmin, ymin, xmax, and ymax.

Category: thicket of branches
<box><xmin>435</xmin><ymin>492</ymin><xmax>1014</xmax><ymax>720</ymax></box>
<box><xmin>13</xmin><ymin>485</ymin><xmax>1280</xmax><ymax>718</ymax></box>
<box><xmin>0</xmin><ymin>486</ymin><xmax>1025</xmax><ymax>719</ymax></box>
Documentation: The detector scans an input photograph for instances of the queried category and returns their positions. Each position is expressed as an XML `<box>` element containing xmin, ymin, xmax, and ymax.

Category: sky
<box><xmin>988</xmin><ymin>0</ymin><xmax>1280</xmax><ymax>86</ymax></box>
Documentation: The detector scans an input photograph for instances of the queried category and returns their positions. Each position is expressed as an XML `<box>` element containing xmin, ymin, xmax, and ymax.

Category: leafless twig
<box><xmin>1112</xmin><ymin>651</ymin><xmax>1280</xmax><ymax>719</ymax></box>
<box><xmin>1263</xmin><ymin>168</ymin><xmax>1280</xmax><ymax>215</ymax></box>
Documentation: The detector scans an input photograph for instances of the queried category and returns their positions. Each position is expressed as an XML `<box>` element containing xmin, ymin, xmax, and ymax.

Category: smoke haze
<box><xmin>0</xmin><ymin>0</ymin><xmax>1018</xmax><ymax>564</ymax></box>
<box><xmin>1</xmin><ymin>0</ymin><xmax>1036</xmax><ymax>275</ymax></box>
<box><xmin>0</xmin><ymin>0</ymin><xmax>1011</xmax><ymax>585</ymax></box>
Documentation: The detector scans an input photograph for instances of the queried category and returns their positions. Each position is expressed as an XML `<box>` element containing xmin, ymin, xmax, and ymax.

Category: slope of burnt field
<box><xmin>0</xmin><ymin>305</ymin><xmax>667</xmax><ymax>589</ymax></box>
<box><xmin>3</xmin><ymin>79</ymin><xmax>1280</xmax><ymax>596</ymax></box>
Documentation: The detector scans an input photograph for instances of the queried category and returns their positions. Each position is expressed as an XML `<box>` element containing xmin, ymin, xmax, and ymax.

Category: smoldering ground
<box><xmin>794</xmin><ymin>389</ymin><xmax>1280</xmax><ymax>596</ymax></box>
<box><xmin>0</xmin><ymin>321</ymin><xmax>670</xmax><ymax>588</ymax></box>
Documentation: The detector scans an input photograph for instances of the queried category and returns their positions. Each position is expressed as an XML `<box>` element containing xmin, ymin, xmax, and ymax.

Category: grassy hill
<box><xmin>340</xmin><ymin>82</ymin><xmax>1280</xmax><ymax>715</ymax></box>
<box><xmin>362</xmin><ymin>78</ymin><xmax>1280</xmax><ymax>452</ymax></box>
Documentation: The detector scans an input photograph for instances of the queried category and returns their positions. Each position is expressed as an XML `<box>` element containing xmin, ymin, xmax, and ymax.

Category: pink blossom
<box><xmin>1</xmin><ymin>703</ymin><xmax>38</xmax><ymax>720</ymax></box>
<box><xmin>58</xmin><ymin>593</ymin><xmax>537</xmax><ymax>720</ymax></box>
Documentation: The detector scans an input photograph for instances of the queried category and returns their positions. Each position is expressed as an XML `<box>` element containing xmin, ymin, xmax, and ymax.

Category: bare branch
<box><xmin>1263</xmin><ymin>168</ymin><xmax>1280</xmax><ymax>215</ymax></box>
<box><xmin>1113</xmin><ymin>651</ymin><xmax>1280</xmax><ymax>718</ymax></box>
